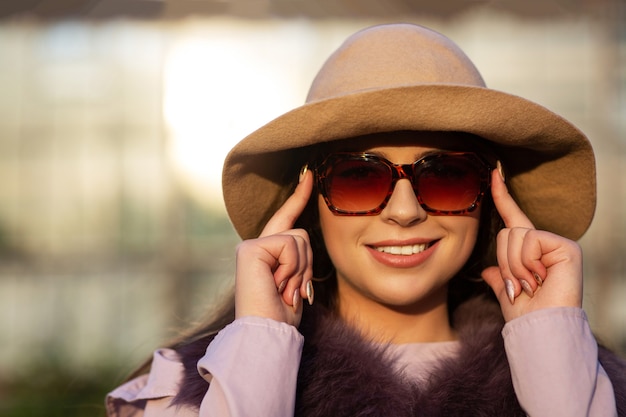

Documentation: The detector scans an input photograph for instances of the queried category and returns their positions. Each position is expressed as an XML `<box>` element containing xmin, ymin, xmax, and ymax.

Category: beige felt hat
<box><xmin>222</xmin><ymin>23</ymin><xmax>596</xmax><ymax>241</ymax></box>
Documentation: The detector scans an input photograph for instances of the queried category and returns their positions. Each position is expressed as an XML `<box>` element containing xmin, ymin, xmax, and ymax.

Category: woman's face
<box><xmin>318</xmin><ymin>132</ymin><xmax>483</xmax><ymax>319</ymax></box>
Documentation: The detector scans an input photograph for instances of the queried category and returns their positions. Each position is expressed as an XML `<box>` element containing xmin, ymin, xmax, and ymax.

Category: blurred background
<box><xmin>0</xmin><ymin>0</ymin><xmax>624</xmax><ymax>415</ymax></box>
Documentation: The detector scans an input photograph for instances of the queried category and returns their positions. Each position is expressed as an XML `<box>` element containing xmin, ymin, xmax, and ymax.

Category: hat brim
<box><xmin>222</xmin><ymin>84</ymin><xmax>595</xmax><ymax>240</ymax></box>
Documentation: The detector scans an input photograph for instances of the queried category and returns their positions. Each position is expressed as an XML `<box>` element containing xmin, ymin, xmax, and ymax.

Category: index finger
<box><xmin>491</xmin><ymin>164</ymin><xmax>534</xmax><ymax>229</ymax></box>
<box><xmin>260</xmin><ymin>168</ymin><xmax>314</xmax><ymax>237</ymax></box>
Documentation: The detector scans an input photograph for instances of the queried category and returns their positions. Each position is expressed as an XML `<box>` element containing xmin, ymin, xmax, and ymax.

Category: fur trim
<box><xmin>599</xmin><ymin>346</ymin><xmax>626</xmax><ymax>416</ymax></box>
<box><xmin>172</xmin><ymin>296</ymin><xmax>626</xmax><ymax>416</ymax></box>
<box><xmin>296</xmin><ymin>297</ymin><xmax>525</xmax><ymax>417</ymax></box>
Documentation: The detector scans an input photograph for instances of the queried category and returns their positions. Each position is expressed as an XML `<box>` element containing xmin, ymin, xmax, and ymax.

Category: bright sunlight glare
<box><xmin>163</xmin><ymin>20</ymin><xmax>317</xmax><ymax>211</ymax></box>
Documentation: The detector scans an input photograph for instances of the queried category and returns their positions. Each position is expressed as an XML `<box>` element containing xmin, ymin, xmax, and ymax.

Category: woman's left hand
<box><xmin>481</xmin><ymin>166</ymin><xmax>583</xmax><ymax>322</ymax></box>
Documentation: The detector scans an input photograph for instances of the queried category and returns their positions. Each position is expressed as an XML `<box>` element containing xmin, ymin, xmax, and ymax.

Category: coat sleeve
<box><xmin>106</xmin><ymin>349</ymin><xmax>194</xmax><ymax>417</ymax></box>
<box><xmin>503</xmin><ymin>307</ymin><xmax>618</xmax><ymax>417</ymax></box>
<box><xmin>105</xmin><ymin>317</ymin><xmax>304</xmax><ymax>417</ymax></box>
<box><xmin>197</xmin><ymin>316</ymin><xmax>305</xmax><ymax>417</ymax></box>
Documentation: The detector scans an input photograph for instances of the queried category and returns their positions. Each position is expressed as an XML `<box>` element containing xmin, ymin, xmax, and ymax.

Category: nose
<box><xmin>379</xmin><ymin>178</ymin><xmax>428</xmax><ymax>227</ymax></box>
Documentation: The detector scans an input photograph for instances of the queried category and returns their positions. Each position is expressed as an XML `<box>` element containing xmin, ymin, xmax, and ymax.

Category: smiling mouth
<box><xmin>374</xmin><ymin>242</ymin><xmax>434</xmax><ymax>256</ymax></box>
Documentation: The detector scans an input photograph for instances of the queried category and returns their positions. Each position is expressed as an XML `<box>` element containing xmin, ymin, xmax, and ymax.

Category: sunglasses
<box><xmin>314</xmin><ymin>151</ymin><xmax>492</xmax><ymax>216</ymax></box>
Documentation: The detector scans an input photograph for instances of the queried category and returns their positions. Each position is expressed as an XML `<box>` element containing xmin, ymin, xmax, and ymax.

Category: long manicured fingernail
<box><xmin>520</xmin><ymin>280</ymin><xmax>534</xmax><ymax>298</ymax></box>
<box><xmin>496</xmin><ymin>160</ymin><xmax>505</xmax><ymax>183</ymax></box>
<box><xmin>292</xmin><ymin>289</ymin><xmax>300</xmax><ymax>312</ymax></box>
<box><xmin>306</xmin><ymin>281</ymin><xmax>314</xmax><ymax>305</ymax></box>
<box><xmin>505</xmin><ymin>279</ymin><xmax>515</xmax><ymax>304</ymax></box>
<box><xmin>278</xmin><ymin>279</ymin><xmax>287</xmax><ymax>294</ymax></box>
<box><xmin>533</xmin><ymin>272</ymin><xmax>543</xmax><ymax>286</ymax></box>
<box><xmin>299</xmin><ymin>164</ymin><xmax>308</xmax><ymax>183</ymax></box>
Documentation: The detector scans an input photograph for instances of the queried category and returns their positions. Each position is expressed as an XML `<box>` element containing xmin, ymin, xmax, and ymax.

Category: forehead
<box><xmin>325</xmin><ymin>131</ymin><xmax>491</xmax><ymax>154</ymax></box>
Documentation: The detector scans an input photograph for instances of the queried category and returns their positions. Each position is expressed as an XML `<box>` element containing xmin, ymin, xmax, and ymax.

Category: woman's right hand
<box><xmin>234</xmin><ymin>168</ymin><xmax>314</xmax><ymax>327</ymax></box>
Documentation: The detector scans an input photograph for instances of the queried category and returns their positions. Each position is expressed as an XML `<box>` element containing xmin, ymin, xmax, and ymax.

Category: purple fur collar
<box><xmin>295</xmin><ymin>296</ymin><xmax>626</xmax><ymax>417</ymax></box>
<box><xmin>172</xmin><ymin>296</ymin><xmax>626</xmax><ymax>416</ymax></box>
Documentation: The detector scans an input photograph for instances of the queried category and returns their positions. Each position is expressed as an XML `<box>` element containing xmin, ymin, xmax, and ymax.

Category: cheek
<box><xmin>465</xmin><ymin>219</ymin><xmax>481</xmax><ymax>249</ymax></box>
<box><xmin>435</xmin><ymin>207</ymin><xmax>481</xmax><ymax>252</ymax></box>
<box><xmin>317</xmin><ymin>195</ymin><xmax>362</xmax><ymax>262</ymax></box>
<box><xmin>318</xmin><ymin>195</ymin><xmax>341</xmax><ymax>247</ymax></box>
<box><xmin>451</xmin><ymin>212</ymin><xmax>482</xmax><ymax>255</ymax></box>
<box><xmin>318</xmin><ymin>200</ymin><xmax>343</xmax><ymax>270</ymax></box>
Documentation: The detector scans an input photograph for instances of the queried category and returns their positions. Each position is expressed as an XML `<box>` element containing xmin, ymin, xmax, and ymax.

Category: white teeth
<box><xmin>376</xmin><ymin>243</ymin><xmax>428</xmax><ymax>255</ymax></box>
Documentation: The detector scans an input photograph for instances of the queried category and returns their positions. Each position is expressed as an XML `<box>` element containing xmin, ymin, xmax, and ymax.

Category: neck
<box><xmin>336</xmin><ymin>284</ymin><xmax>456</xmax><ymax>344</ymax></box>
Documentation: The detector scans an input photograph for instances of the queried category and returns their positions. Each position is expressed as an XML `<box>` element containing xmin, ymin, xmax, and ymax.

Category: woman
<box><xmin>107</xmin><ymin>23</ymin><xmax>626</xmax><ymax>416</ymax></box>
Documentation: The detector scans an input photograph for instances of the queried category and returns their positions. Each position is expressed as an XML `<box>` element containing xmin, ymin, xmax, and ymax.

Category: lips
<box><xmin>367</xmin><ymin>239</ymin><xmax>439</xmax><ymax>268</ymax></box>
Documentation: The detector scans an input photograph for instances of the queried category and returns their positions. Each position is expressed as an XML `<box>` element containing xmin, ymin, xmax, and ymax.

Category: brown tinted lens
<box><xmin>416</xmin><ymin>155</ymin><xmax>483</xmax><ymax>211</ymax></box>
<box><xmin>326</xmin><ymin>158</ymin><xmax>391</xmax><ymax>212</ymax></box>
